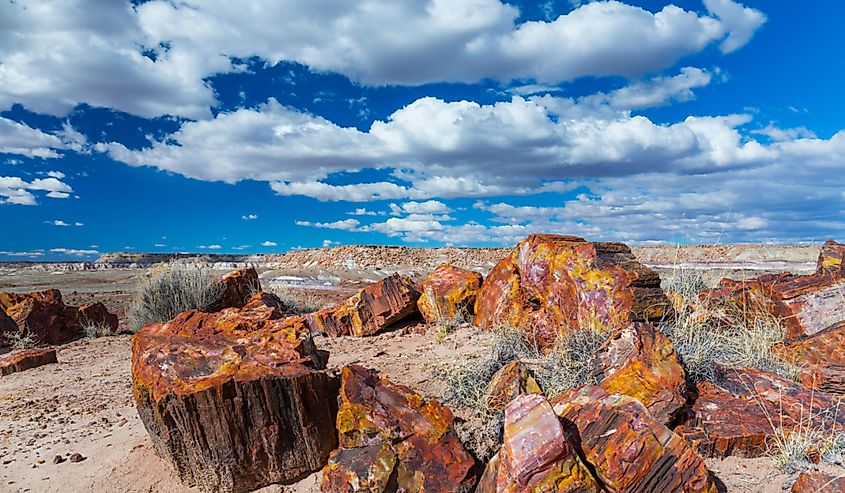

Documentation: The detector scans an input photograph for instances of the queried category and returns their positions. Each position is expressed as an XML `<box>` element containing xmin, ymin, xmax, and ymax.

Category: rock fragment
<box><xmin>417</xmin><ymin>264</ymin><xmax>483</xmax><ymax>323</ymax></box>
<box><xmin>0</xmin><ymin>348</ymin><xmax>57</xmax><ymax>377</ymax></box>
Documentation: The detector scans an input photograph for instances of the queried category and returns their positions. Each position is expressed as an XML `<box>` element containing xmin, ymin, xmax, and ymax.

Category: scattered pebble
<box><xmin>69</xmin><ymin>452</ymin><xmax>86</xmax><ymax>463</ymax></box>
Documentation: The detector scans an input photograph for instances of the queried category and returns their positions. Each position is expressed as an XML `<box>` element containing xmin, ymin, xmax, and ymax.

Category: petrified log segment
<box><xmin>590</xmin><ymin>322</ymin><xmax>686</xmax><ymax>425</ymax></box>
<box><xmin>706</xmin><ymin>272</ymin><xmax>845</xmax><ymax>340</ymax></box>
<box><xmin>321</xmin><ymin>365</ymin><xmax>474</xmax><ymax>492</ymax></box>
<box><xmin>791</xmin><ymin>471</ymin><xmax>845</xmax><ymax>492</ymax></box>
<box><xmin>0</xmin><ymin>308</ymin><xmax>16</xmax><ymax>344</ymax></box>
<box><xmin>208</xmin><ymin>267</ymin><xmax>260</xmax><ymax>311</ymax></box>
<box><xmin>678</xmin><ymin>367</ymin><xmax>845</xmax><ymax>459</ymax></box>
<box><xmin>817</xmin><ymin>239</ymin><xmax>845</xmax><ymax>277</ymax></box>
<box><xmin>477</xmin><ymin>394</ymin><xmax>599</xmax><ymax>493</ymax></box>
<box><xmin>132</xmin><ymin>299</ymin><xmax>338</xmax><ymax>493</ymax></box>
<box><xmin>0</xmin><ymin>289</ymin><xmax>84</xmax><ymax>346</ymax></box>
<box><xmin>552</xmin><ymin>386</ymin><xmax>717</xmax><ymax>493</ymax></box>
<box><xmin>475</xmin><ymin>235</ymin><xmax>669</xmax><ymax>352</ymax></box>
<box><xmin>307</xmin><ymin>274</ymin><xmax>420</xmax><ymax>337</ymax></box>
<box><xmin>775</xmin><ymin>321</ymin><xmax>845</xmax><ymax>394</ymax></box>
<box><xmin>77</xmin><ymin>302</ymin><xmax>119</xmax><ymax>330</ymax></box>
<box><xmin>417</xmin><ymin>264</ymin><xmax>483</xmax><ymax>323</ymax></box>
<box><xmin>486</xmin><ymin>360</ymin><xmax>541</xmax><ymax>412</ymax></box>
<box><xmin>0</xmin><ymin>347</ymin><xmax>57</xmax><ymax>376</ymax></box>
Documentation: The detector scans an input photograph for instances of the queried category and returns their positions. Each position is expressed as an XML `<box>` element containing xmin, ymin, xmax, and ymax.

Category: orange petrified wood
<box><xmin>417</xmin><ymin>264</ymin><xmax>483</xmax><ymax>322</ymax></box>
<box><xmin>321</xmin><ymin>365</ymin><xmax>475</xmax><ymax>493</ymax></box>
<box><xmin>307</xmin><ymin>273</ymin><xmax>420</xmax><ymax>337</ymax></box>
<box><xmin>817</xmin><ymin>239</ymin><xmax>845</xmax><ymax>277</ymax></box>
<box><xmin>132</xmin><ymin>293</ymin><xmax>338</xmax><ymax>493</ymax></box>
<box><xmin>475</xmin><ymin>235</ymin><xmax>669</xmax><ymax>352</ymax></box>
<box><xmin>0</xmin><ymin>347</ymin><xmax>57</xmax><ymax>376</ymax></box>
<box><xmin>775</xmin><ymin>321</ymin><xmax>845</xmax><ymax>394</ymax></box>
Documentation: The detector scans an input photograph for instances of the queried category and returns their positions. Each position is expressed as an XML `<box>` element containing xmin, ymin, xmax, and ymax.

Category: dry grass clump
<box><xmin>428</xmin><ymin>325</ymin><xmax>610</xmax><ymax>460</ymax></box>
<box><xmin>82</xmin><ymin>320</ymin><xmax>117</xmax><ymax>338</ymax></box>
<box><xmin>268</xmin><ymin>286</ymin><xmax>336</xmax><ymax>315</ymax></box>
<box><xmin>127</xmin><ymin>262</ymin><xmax>223</xmax><ymax>332</ymax></box>
<box><xmin>7</xmin><ymin>327</ymin><xmax>37</xmax><ymax>350</ymax></box>
<box><xmin>659</xmin><ymin>268</ymin><xmax>800</xmax><ymax>382</ymax></box>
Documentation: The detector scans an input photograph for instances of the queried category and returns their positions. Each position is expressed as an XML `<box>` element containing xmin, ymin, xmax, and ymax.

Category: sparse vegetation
<box><xmin>127</xmin><ymin>262</ymin><xmax>223</xmax><ymax>332</ymax></box>
<box><xmin>82</xmin><ymin>320</ymin><xmax>117</xmax><ymax>338</ymax></box>
<box><xmin>7</xmin><ymin>327</ymin><xmax>38</xmax><ymax>350</ymax></box>
<box><xmin>269</xmin><ymin>286</ymin><xmax>335</xmax><ymax>314</ymax></box>
<box><xmin>659</xmin><ymin>268</ymin><xmax>800</xmax><ymax>382</ymax></box>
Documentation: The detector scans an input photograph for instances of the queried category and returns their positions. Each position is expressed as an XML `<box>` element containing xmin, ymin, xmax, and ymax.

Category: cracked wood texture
<box><xmin>775</xmin><ymin>321</ymin><xmax>845</xmax><ymax>394</ymax></box>
<box><xmin>132</xmin><ymin>293</ymin><xmax>338</xmax><ymax>493</ymax></box>
<box><xmin>307</xmin><ymin>273</ymin><xmax>421</xmax><ymax>337</ymax></box>
<box><xmin>817</xmin><ymin>239</ymin><xmax>845</xmax><ymax>277</ymax></box>
<box><xmin>474</xmin><ymin>235</ymin><xmax>669</xmax><ymax>352</ymax></box>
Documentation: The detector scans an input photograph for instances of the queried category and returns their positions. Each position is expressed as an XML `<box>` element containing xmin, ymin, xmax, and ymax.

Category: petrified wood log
<box><xmin>132</xmin><ymin>300</ymin><xmax>338</xmax><ymax>493</ymax></box>
<box><xmin>486</xmin><ymin>360</ymin><xmax>541</xmax><ymax>412</ymax></box>
<box><xmin>705</xmin><ymin>272</ymin><xmax>845</xmax><ymax>340</ymax></box>
<box><xmin>77</xmin><ymin>302</ymin><xmax>119</xmax><ymax>331</ymax></box>
<box><xmin>417</xmin><ymin>264</ymin><xmax>483</xmax><ymax>323</ymax></box>
<box><xmin>475</xmin><ymin>235</ymin><xmax>669</xmax><ymax>352</ymax></box>
<box><xmin>321</xmin><ymin>365</ymin><xmax>475</xmax><ymax>492</ymax></box>
<box><xmin>590</xmin><ymin>322</ymin><xmax>686</xmax><ymax>425</ymax></box>
<box><xmin>817</xmin><ymin>239</ymin><xmax>845</xmax><ymax>277</ymax></box>
<box><xmin>208</xmin><ymin>267</ymin><xmax>261</xmax><ymax>312</ymax></box>
<box><xmin>552</xmin><ymin>386</ymin><xmax>717</xmax><ymax>493</ymax></box>
<box><xmin>0</xmin><ymin>289</ymin><xmax>83</xmax><ymax>345</ymax></box>
<box><xmin>307</xmin><ymin>274</ymin><xmax>420</xmax><ymax>337</ymax></box>
<box><xmin>677</xmin><ymin>367</ymin><xmax>845</xmax><ymax>459</ymax></box>
<box><xmin>0</xmin><ymin>308</ymin><xmax>17</xmax><ymax>345</ymax></box>
<box><xmin>477</xmin><ymin>394</ymin><xmax>599</xmax><ymax>493</ymax></box>
<box><xmin>0</xmin><ymin>347</ymin><xmax>57</xmax><ymax>376</ymax></box>
<box><xmin>791</xmin><ymin>471</ymin><xmax>845</xmax><ymax>492</ymax></box>
<box><xmin>775</xmin><ymin>321</ymin><xmax>845</xmax><ymax>394</ymax></box>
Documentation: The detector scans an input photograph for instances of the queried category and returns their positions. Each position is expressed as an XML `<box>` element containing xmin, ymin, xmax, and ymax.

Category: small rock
<box><xmin>69</xmin><ymin>453</ymin><xmax>85</xmax><ymax>463</ymax></box>
<box><xmin>52</xmin><ymin>455</ymin><xmax>65</xmax><ymax>464</ymax></box>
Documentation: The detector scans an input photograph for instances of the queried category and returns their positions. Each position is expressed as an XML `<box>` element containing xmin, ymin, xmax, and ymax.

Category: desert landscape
<box><xmin>2</xmin><ymin>237</ymin><xmax>845</xmax><ymax>493</ymax></box>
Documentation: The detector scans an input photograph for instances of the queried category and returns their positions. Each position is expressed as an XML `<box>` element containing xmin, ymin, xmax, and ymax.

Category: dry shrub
<box><xmin>659</xmin><ymin>268</ymin><xmax>800</xmax><ymax>382</ymax></box>
<box><xmin>7</xmin><ymin>326</ymin><xmax>37</xmax><ymax>350</ymax></box>
<box><xmin>128</xmin><ymin>262</ymin><xmax>223</xmax><ymax>332</ymax></box>
<box><xmin>268</xmin><ymin>286</ymin><xmax>336</xmax><ymax>315</ymax></box>
<box><xmin>82</xmin><ymin>320</ymin><xmax>117</xmax><ymax>338</ymax></box>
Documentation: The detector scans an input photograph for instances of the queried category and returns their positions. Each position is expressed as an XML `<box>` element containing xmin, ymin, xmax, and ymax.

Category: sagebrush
<box><xmin>127</xmin><ymin>262</ymin><xmax>223</xmax><ymax>332</ymax></box>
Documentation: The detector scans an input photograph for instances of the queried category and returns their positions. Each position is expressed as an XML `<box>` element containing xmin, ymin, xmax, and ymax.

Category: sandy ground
<box><xmin>2</xmin><ymin>326</ymin><xmax>842</xmax><ymax>492</ymax></box>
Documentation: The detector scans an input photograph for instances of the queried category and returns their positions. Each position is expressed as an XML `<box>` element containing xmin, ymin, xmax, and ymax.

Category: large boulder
<box><xmin>417</xmin><ymin>264</ymin><xmax>483</xmax><ymax>323</ymax></box>
<box><xmin>132</xmin><ymin>295</ymin><xmax>338</xmax><ymax>493</ymax></box>
<box><xmin>552</xmin><ymin>386</ymin><xmax>717</xmax><ymax>493</ymax></box>
<box><xmin>321</xmin><ymin>365</ymin><xmax>475</xmax><ymax>492</ymax></box>
<box><xmin>475</xmin><ymin>235</ymin><xmax>669</xmax><ymax>352</ymax></box>
<box><xmin>476</xmin><ymin>394</ymin><xmax>599</xmax><ymax>493</ymax></box>
<box><xmin>307</xmin><ymin>274</ymin><xmax>420</xmax><ymax>337</ymax></box>
<box><xmin>590</xmin><ymin>322</ymin><xmax>686</xmax><ymax>425</ymax></box>
<box><xmin>775</xmin><ymin>321</ymin><xmax>845</xmax><ymax>394</ymax></box>
<box><xmin>676</xmin><ymin>367</ymin><xmax>845</xmax><ymax>458</ymax></box>
<box><xmin>817</xmin><ymin>239</ymin><xmax>845</xmax><ymax>277</ymax></box>
<box><xmin>0</xmin><ymin>347</ymin><xmax>57</xmax><ymax>376</ymax></box>
<box><xmin>0</xmin><ymin>289</ymin><xmax>84</xmax><ymax>346</ymax></box>
<box><xmin>486</xmin><ymin>360</ymin><xmax>541</xmax><ymax>412</ymax></box>
<box><xmin>208</xmin><ymin>267</ymin><xmax>261</xmax><ymax>311</ymax></box>
<box><xmin>705</xmin><ymin>272</ymin><xmax>845</xmax><ymax>341</ymax></box>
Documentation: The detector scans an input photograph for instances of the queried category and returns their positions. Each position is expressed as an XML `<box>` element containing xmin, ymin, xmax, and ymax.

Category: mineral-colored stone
<box><xmin>209</xmin><ymin>267</ymin><xmax>260</xmax><ymax>311</ymax></box>
<box><xmin>590</xmin><ymin>322</ymin><xmax>686</xmax><ymax>424</ymax></box>
<box><xmin>475</xmin><ymin>235</ymin><xmax>669</xmax><ymax>352</ymax></box>
<box><xmin>552</xmin><ymin>386</ymin><xmax>717</xmax><ymax>493</ymax></box>
<box><xmin>0</xmin><ymin>308</ymin><xmax>17</xmax><ymax>343</ymax></box>
<box><xmin>486</xmin><ymin>360</ymin><xmax>541</xmax><ymax>412</ymax></box>
<box><xmin>705</xmin><ymin>272</ymin><xmax>845</xmax><ymax>340</ymax></box>
<box><xmin>679</xmin><ymin>367</ymin><xmax>845</xmax><ymax>458</ymax></box>
<box><xmin>77</xmin><ymin>302</ymin><xmax>119</xmax><ymax>331</ymax></box>
<box><xmin>308</xmin><ymin>274</ymin><xmax>421</xmax><ymax>337</ymax></box>
<box><xmin>323</xmin><ymin>365</ymin><xmax>474</xmax><ymax>493</ymax></box>
<box><xmin>0</xmin><ymin>289</ymin><xmax>83</xmax><ymax>346</ymax></box>
<box><xmin>791</xmin><ymin>471</ymin><xmax>845</xmax><ymax>492</ymax></box>
<box><xmin>132</xmin><ymin>298</ymin><xmax>337</xmax><ymax>493</ymax></box>
<box><xmin>417</xmin><ymin>264</ymin><xmax>483</xmax><ymax>323</ymax></box>
<box><xmin>0</xmin><ymin>347</ymin><xmax>57</xmax><ymax>376</ymax></box>
<box><xmin>817</xmin><ymin>239</ymin><xmax>845</xmax><ymax>277</ymax></box>
<box><xmin>775</xmin><ymin>321</ymin><xmax>845</xmax><ymax>394</ymax></box>
<box><xmin>477</xmin><ymin>394</ymin><xmax>599</xmax><ymax>493</ymax></box>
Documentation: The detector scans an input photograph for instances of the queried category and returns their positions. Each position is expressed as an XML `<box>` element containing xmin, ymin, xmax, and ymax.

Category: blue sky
<box><xmin>1</xmin><ymin>0</ymin><xmax>844</xmax><ymax>260</ymax></box>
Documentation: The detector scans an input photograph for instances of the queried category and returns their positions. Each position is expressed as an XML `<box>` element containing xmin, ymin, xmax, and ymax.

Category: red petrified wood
<box><xmin>775</xmin><ymin>321</ymin><xmax>845</xmax><ymax>394</ymax></box>
<box><xmin>132</xmin><ymin>294</ymin><xmax>338</xmax><ymax>493</ymax></box>
<box><xmin>590</xmin><ymin>322</ymin><xmax>687</xmax><ymax>425</ymax></box>
<box><xmin>307</xmin><ymin>274</ymin><xmax>420</xmax><ymax>337</ymax></box>
<box><xmin>791</xmin><ymin>471</ymin><xmax>845</xmax><ymax>492</ymax></box>
<box><xmin>417</xmin><ymin>264</ymin><xmax>483</xmax><ymax>323</ymax></box>
<box><xmin>321</xmin><ymin>365</ymin><xmax>475</xmax><ymax>493</ymax></box>
<box><xmin>486</xmin><ymin>360</ymin><xmax>541</xmax><ymax>412</ymax></box>
<box><xmin>817</xmin><ymin>239</ymin><xmax>845</xmax><ymax>277</ymax></box>
<box><xmin>475</xmin><ymin>235</ymin><xmax>669</xmax><ymax>352</ymax></box>
<box><xmin>552</xmin><ymin>386</ymin><xmax>717</xmax><ymax>493</ymax></box>
<box><xmin>705</xmin><ymin>272</ymin><xmax>845</xmax><ymax>341</ymax></box>
<box><xmin>477</xmin><ymin>394</ymin><xmax>599</xmax><ymax>493</ymax></box>
<box><xmin>208</xmin><ymin>267</ymin><xmax>261</xmax><ymax>311</ymax></box>
<box><xmin>676</xmin><ymin>367</ymin><xmax>845</xmax><ymax>459</ymax></box>
<box><xmin>0</xmin><ymin>347</ymin><xmax>57</xmax><ymax>376</ymax></box>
